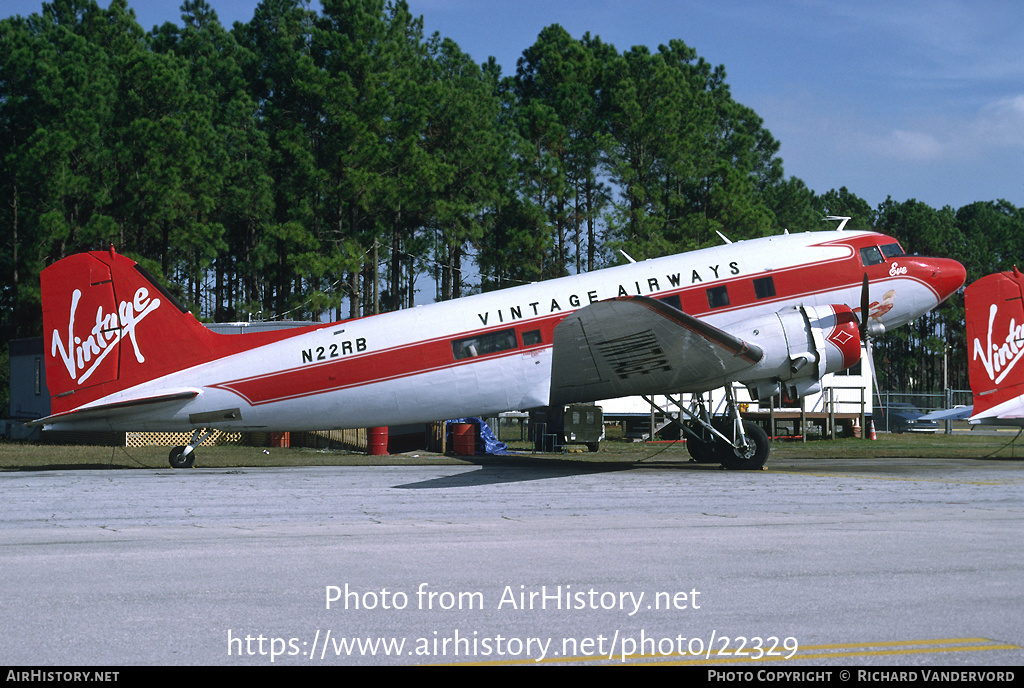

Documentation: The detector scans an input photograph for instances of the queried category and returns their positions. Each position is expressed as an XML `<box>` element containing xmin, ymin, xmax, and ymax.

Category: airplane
<box><xmin>32</xmin><ymin>220</ymin><xmax>965</xmax><ymax>470</ymax></box>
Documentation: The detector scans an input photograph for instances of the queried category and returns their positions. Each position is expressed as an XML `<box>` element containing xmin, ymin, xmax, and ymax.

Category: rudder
<box><xmin>965</xmin><ymin>268</ymin><xmax>1024</xmax><ymax>417</ymax></box>
<box><xmin>41</xmin><ymin>248</ymin><xmax>219</xmax><ymax>414</ymax></box>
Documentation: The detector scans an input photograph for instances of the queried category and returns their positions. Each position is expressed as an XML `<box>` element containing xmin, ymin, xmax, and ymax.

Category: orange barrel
<box><xmin>368</xmin><ymin>426</ymin><xmax>389</xmax><ymax>455</ymax></box>
<box><xmin>451</xmin><ymin>423</ymin><xmax>476</xmax><ymax>456</ymax></box>
<box><xmin>270</xmin><ymin>431</ymin><xmax>290</xmax><ymax>448</ymax></box>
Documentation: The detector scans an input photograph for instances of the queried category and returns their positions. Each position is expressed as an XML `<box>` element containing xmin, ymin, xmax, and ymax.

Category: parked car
<box><xmin>874</xmin><ymin>403</ymin><xmax>940</xmax><ymax>433</ymax></box>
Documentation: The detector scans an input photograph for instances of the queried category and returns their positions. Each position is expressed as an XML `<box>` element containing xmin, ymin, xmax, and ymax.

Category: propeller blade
<box><xmin>863</xmin><ymin>335</ymin><xmax>882</xmax><ymax>411</ymax></box>
<box><xmin>859</xmin><ymin>273</ymin><xmax>870</xmax><ymax>339</ymax></box>
<box><xmin>852</xmin><ymin>272</ymin><xmax>883</xmax><ymax>409</ymax></box>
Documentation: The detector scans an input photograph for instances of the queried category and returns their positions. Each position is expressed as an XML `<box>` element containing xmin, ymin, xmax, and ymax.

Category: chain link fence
<box><xmin>873</xmin><ymin>389</ymin><xmax>972</xmax><ymax>433</ymax></box>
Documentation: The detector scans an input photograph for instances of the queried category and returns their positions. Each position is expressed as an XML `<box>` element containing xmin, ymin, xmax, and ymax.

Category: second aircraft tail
<box><xmin>965</xmin><ymin>268</ymin><xmax>1024</xmax><ymax>419</ymax></box>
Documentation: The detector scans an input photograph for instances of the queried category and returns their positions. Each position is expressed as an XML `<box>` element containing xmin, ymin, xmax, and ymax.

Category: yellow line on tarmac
<box><xmin>640</xmin><ymin>637</ymin><xmax>1019</xmax><ymax>665</ymax></box>
<box><xmin>432</xmin><ymin>636</ymin><xmax>1019</xmax><ymax>666</ymax></box>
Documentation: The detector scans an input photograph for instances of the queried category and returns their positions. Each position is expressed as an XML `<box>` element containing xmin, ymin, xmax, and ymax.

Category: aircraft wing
<box><xmin>549</xmin><ymin>296</ymin><xmax>763</xmax><ymax>405</ymax></box>
<box><xmin>919</xmin><ymin>406</ymin><xmax>973</xmax><ymax>421</ymax></box>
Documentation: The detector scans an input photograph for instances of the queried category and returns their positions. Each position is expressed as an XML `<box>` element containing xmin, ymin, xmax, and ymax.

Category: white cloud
<box><xmin>877</xmin><ymin>130</ymin><xmax>946</xmax><ymax>161</ymax></box>
<box><xmin>970</xmin><ymin>95</ymin><xmax>1024</xmax><ymax>148</ymax></box>
<box><xmin>846</xmin><ymin>94</ymin><xmax>1024</xmax><ymax>164</ymax></box>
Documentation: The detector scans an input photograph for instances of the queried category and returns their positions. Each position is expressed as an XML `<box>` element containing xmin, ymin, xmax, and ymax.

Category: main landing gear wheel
<box><xmin>686</xmin><ymin>420</ymin><xmax>725</xmax><ymax>464</ymax></box>
<box><xmin>168</xmin><ymin>446</ymin><xmax>195</xmax><ymax>469</ymax></box>
<box><xmin>646</xmin><ymin>392</ymin><xmax>771</xmax><ymax>470</ymax></box>
<box><xmin>686</xmin><ymin>437</ymin><xmax>716</xmax><ymax>463</ymax></box>
<box><xmin>718</xmin><ymin>421</ymin><xmax>770</xmax><ymax>471</ymax></box>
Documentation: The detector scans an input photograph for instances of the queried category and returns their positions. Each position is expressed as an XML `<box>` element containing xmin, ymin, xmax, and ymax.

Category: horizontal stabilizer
<box><xmin>30</xmin><ymin>390</ymin><xmax>200</xmax><ymax>427</ymax></box>
<box><xmin>919</xmin><ymin>406</ymin><xmax>973</xmax><ymax>421</ymax></box>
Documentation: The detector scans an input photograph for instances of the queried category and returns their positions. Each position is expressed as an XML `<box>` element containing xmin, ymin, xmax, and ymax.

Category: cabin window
<box><xmin>452</xmin><ymin>329</ymin><xmax>518</xmax><ymax>360</ymax></box>
<box><xmin>880</xmin><ymin>242</ymin><xmax>905</xmax><ymax>259</ymax></box>
<box><xmin>659</xmin><ymin>294</ymin><xmax>682</xmax><ymax>311</ymax></box>
<box><xmin>706</xmin><ymin>285</ymin><xmax>729</xmax><ymax>309</ymax></box>
<box><xmin>522</xmin><ymin>329</ymin><xmax>543</xmax><ymax>346</ymax></box>
<box><xmin>859</xmin><ymin>246</ymin><xmax>885</xmax><ymax>266</ymax></box>
<box><xmin>753</xmin><ymin>276</ymin><xmax>776</xmax><ymax>299</ymax></box>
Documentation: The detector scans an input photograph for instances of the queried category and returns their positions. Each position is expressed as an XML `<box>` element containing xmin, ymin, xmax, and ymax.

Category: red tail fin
<box><xmin>40</xmin><ymin>249</ymin><xmax>227</xmax><ymax>414</ymax></box>
<box><xmin>965</xmin><ymin>268</ymin><xmax>1024</xmax><ymax>417</ymax></box>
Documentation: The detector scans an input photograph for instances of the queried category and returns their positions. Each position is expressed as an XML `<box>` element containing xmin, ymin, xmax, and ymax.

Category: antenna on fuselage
<box><xmin>620</xmin><ymin>250</ymin><xmax>637</xmax><ymax>264</ymax></box>
<box><xmin>825</xmin><ymin>215</ymin><xmax>851</xmax><ymax>231</ymax></box>
<box><xmin>716</xmin><ymin>231</ymin><xmax>733</xmax><ymax>244</ymax></box>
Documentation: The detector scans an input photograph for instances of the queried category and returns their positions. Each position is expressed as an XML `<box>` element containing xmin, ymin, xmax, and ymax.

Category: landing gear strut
<box><xmin>168</xmin><ymin>428</ymin><xmax>216</xmax><ymax>468</ymax></box>
<box><xmin>645</xmin><ymin>388</ymin><xmax>771</xmax><ymax>471</ymax></box>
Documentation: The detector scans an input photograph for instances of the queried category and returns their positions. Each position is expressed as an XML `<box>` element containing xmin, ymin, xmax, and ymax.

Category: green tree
<box><xmin>602</xmin><ymin>44</ymin><xmax>690</xmax><ymax>259</ymax></box>
<box><xmin>474</xmin><ymin>58</ymin><xmax>552</xmax><ymax>292</ymax></box>
<box><xmin>817</xmin><ymin>187</ymin><xmax>876</xmax><ymax>228</ymax></box>
<box><xmin>421</xmin><ymin>38</ymin><xmax>506</xmax><ymax>302</ymax></box>
<box><xmin>1</xmin><ymin>0</ymin><xmax>142</xmax><ymax>335</ymax></box>
<box><xmin>151</xmin><ymin>0</ymin><xmax>273</xmax><ymax>321</ymax></box>
<box><xmin>235</xmin><ymin>0</ymin><xmax>327</xmax><ymax>319</ymax></box>
<box><xmin>314</xmin><ymin>0</ymin><xmax>442</xmax><ymax>315</ymax></box>
<box><xmin>762</xmin><ymin>176</ymin><xmax>821</xmax><ymax>233</ymax></box>
<box><xmin>512</xmin><ymin>25</ymin><xmax>612</xmax><ymax>276</ymax></box>
<box><xmin>601</xmin><ymin>40</ymin><xmax>784</xmax><ymax>260</ymax></box>
<box><xmin>955</xmin><ymin>200</ymin><xmax>1024</xmax><ymax>283</ymax></box>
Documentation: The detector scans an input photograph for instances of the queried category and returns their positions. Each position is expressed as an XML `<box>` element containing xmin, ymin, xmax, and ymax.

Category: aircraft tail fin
<box><xmin>40</xmin><ymin>248</ymin><xmax>228</xmax><ymax>414</ymax></box>
<box><xmin>965</xmin><ymin>268</ymin><xmax>1024</xmax><ymax>418</ymax></box>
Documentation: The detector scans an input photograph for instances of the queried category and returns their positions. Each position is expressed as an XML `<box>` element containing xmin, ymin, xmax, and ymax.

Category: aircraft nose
<box><xmin>932</xmin><ymin>258</ymin><xmax>967</xmax><ymax>303</ymax></box>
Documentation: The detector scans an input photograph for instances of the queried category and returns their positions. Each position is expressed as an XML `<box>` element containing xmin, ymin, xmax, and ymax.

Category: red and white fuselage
<box><xmin>37</xmin><ymin>228</ymin><xmax>965</xmax><ymax>432</ymax></box>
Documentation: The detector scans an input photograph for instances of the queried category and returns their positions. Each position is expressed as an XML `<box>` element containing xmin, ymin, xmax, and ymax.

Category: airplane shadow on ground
<box><xmin>392</xmin><ymin>455</ymin><xmax>715</xmax><ymax>489</ymax></box>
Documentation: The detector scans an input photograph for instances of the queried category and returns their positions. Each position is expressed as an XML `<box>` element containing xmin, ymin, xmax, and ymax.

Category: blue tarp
<box><xmin>446</xmin><ymin>418</ymin><xmax>509</xmax><ymax>455</ymax></box>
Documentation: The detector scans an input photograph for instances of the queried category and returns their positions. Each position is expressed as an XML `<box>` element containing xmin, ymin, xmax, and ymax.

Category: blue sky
<box><xmin>7</xmin><ymin>0</ymin><xmax>1024</xmax><ymax>212</ymax></box>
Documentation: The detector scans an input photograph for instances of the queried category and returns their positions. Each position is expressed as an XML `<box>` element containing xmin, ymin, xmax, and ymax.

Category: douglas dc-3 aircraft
<box><xmin>34</xmin><ymin>221</ymin><xmax>965</xmax><ymax>469</ymax></box>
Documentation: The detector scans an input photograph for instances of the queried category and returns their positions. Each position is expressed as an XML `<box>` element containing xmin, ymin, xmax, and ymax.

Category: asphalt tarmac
<box><xmin>1</xmin><ymin>456</ymin><xmax>1022</xmax><ymax>666</ymax></box>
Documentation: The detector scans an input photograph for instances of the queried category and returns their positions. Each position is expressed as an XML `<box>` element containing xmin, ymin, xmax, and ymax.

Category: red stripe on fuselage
<box><xmin>208</xmin><ymin>235</ymin><xmax>915</xmax><ymax>407</ymax></box>
<box><xmin>210</xmin><ymin>333</ymin><xmax>547</xmax><ymax>406</ymax></box>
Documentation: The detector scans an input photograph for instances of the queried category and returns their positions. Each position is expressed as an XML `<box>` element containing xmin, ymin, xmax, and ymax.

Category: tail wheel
<box><xmin>168</xmin><ymin>446</ymin><xmax>195</xmax><ymax>469</ymax></box>
<box><xmin>719</xmin><ymin>421</ymin><xmax>770</xmax><ymax>471</ymax></box>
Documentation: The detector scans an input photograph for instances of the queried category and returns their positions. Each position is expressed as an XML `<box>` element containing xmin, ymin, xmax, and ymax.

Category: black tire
<box><xmin>685</xmin><ymin>421</ymin><xmax>719</xmax><ymax>463</ymax></box>
<box><xmin>686</xmin><ymin>437</ymin><xmax>720</xmax><ymax>463</ymax></box>
<box><xmin>168</xmin><ymin>446</ymin><xmax>195</xmax><ymax>469</ymax></box>
<box><xmin>719</xmin><ymin>421</ymin><xmax>770</xmax><ymax>471</ymax></box>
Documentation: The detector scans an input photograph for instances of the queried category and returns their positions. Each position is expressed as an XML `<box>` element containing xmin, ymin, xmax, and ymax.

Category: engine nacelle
<box><xmin>729</xmin><ymin>304</ymin><xmax>862</xmax><ymax>402</ymax></box>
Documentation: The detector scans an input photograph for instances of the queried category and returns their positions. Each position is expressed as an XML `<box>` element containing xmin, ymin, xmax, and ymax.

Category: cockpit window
<box><xmin>880</xmin><ymin>243</ymin><xmax>905</xmax><ymax>259</ymax></box>
<box><xmin>859</xmin><ymin>246</ymin><xmax>884</xmax><ymax>266</ymax></box>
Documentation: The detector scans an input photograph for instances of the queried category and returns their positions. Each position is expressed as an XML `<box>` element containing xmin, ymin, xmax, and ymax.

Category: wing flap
<box><xmin>550</xmin><ymin>296</ymin><xmax>762</xmax><ymax>405</ymax></box>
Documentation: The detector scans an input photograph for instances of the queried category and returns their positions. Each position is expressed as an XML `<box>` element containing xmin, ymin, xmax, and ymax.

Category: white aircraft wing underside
<box><xmin>549</xmin><ymin>296</ymin><xmax>763</xmax><ymax>406</ymax></box>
